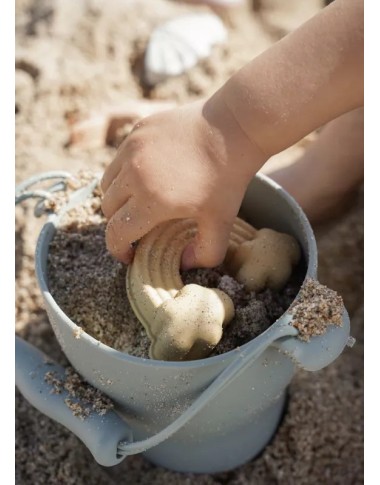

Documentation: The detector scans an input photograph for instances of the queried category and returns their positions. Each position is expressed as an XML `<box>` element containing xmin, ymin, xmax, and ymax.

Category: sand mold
<box><xmin>46</xmin><ymin>195</ymin><xmax>302</xmax><ymax>359</ymax></box>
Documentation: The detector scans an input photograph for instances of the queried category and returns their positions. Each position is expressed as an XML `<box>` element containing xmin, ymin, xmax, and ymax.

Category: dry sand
<box><xmin>15</xmin><ymin>1</ymin><xmax>363</xmax><ymax>483</ymax></box>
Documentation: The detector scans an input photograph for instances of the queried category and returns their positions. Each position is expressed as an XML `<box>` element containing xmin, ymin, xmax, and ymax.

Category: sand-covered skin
<box><xmin>16</xmin><ymin>0</ymin><xmax>363</xmax><ymax>483</ymax></box>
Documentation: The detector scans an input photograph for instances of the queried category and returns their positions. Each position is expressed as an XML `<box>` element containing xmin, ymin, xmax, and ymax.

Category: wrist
<box><xmin>220</xmin><ymin>74</ymin><xmax>280</xmax><ymax>160</ymax></box>
<box><xmin>200</xmin><ymin>91</ymin><xmax>268</xmax><ymax>181</ymax></box>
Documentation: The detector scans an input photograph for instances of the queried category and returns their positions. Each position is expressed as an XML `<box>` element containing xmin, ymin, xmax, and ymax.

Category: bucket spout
<box><xmin>14</xmin><ymin>323</ymin><xmax>299</xmax><ymax>466</ymax></box>
<box><xmin>15</xmin><ymin>337</ymin><xmax>133</xmax><ymax>467</ymax></box>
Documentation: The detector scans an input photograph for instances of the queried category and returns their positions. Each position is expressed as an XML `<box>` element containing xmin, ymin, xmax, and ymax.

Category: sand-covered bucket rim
<box><xmin>35</xmin><ymin>172</ymin><xmax>318</xmax><ymax>370</ymax></box>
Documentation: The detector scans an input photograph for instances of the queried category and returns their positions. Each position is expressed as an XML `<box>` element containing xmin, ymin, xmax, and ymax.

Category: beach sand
<box><xmin>15</xmin><ymin>1</ymin><xmax>363</xmax><ymax>483</ymax></box>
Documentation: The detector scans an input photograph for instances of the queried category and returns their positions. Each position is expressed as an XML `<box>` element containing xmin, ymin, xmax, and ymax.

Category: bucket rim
<box><xmin>35</xmin><ymin>172</ymin><xmax>318</xmax><ymax>370</ymax></box>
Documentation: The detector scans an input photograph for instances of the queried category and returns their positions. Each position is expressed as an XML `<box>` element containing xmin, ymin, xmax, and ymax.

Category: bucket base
<box><xmin>142</xmin><ymin>392</ymin><xmax>287</xmax><ymax>474</ymax></box>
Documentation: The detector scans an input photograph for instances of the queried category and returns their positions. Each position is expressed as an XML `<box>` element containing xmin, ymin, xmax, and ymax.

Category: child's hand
<box><xmin>101</xmin><ymin>0</ymin><xmax>363</xmax><ymax>270</ymax></box>
<box><xmin>101</xmin><ymin>98</ymin><xmax>263</xmax><ymax>269</ymax></box>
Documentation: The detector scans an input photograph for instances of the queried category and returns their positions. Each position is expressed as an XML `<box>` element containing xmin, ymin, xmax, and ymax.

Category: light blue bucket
<box><xmin>15</xmin><ymin>172</ymin><xmax>350</xmax><ymax>473</ymax></box>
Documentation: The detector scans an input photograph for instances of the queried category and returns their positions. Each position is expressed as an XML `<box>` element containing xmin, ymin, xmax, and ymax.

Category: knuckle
<box><xmin>126</xmin><ymin>133</ymin><xmax>145</xmax><ymax>153</ymax></box>
<box><xmin>151</xmin><ymin>188</ymin><xmax>189</xmax><ymax>213</ymax></box>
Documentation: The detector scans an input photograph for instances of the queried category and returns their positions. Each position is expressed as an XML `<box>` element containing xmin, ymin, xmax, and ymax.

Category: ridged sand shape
<box><xmin>126</xmin><ymin>218</ymin><xmax>300</xmax><ymax>361</ymax></box>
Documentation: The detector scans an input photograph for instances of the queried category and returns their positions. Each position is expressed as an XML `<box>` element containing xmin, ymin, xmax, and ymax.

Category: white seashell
<box><xmin>144</xmin><ymin>13</ymin><xmax>228</xmax><ymax>86</ymax></box>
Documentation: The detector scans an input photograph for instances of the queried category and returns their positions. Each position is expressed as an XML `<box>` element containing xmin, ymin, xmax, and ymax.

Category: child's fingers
<box><xmin>101</xmin><ymin>168</ymin><xmax>133</xmax><ymax>219</ymax></box>
<box><xmin>105</xmin><ymin>199</ymin><xmax>164</xmax><ymax>264</ymax></box>
<box><xmin>181</xmin><ymin>217</ymin><xmax>232</xmax><ymax>270</ymax></box>
<box><xmin>100</xmin><ymin>148</ymin><xmax>126</xmax><ymax>193</ymax></box>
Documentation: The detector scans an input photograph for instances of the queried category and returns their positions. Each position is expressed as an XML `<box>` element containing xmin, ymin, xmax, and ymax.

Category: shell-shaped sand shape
<box><xmin>229</xmin><ymin>228</ymin><xmax>301</xmax><ymax>291</ymax></box>
<box><xmin>126</xmin><ymin>218</ymin><xmax>256</xmax><ymax>361</ymax></box>
<box><xmin>144</xmin><ymin>13</ymin><xmax>228</xmax><ymax>86</ymax></box>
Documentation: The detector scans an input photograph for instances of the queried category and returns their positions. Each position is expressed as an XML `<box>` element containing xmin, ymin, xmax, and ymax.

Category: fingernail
<box><xmin>181</xmin><ymin>244</ymin><xmax>196</xmax><ymax>271</ymax></box>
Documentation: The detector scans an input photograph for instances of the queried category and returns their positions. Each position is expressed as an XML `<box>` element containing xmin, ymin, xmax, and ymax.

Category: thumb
<box><xmin>181</xmin><ymin>218</ymin><xmax>232</xmax><ymax>270</ymax></box>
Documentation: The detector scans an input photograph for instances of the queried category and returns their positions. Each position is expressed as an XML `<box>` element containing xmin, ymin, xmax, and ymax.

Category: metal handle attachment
<box><xmin>15</xmin><ymin>171</ymin><xmax>76</xmax><ymax>216</ymax></box>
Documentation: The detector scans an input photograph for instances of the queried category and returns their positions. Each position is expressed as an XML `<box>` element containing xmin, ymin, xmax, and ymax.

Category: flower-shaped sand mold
<box><xmin>126</xmin><ymin>218</ymin><xmax>301</xmax><ymax>361</ymax></box>
<box><xmin>228</xmin><ymin>228</ymin><xmax>301</xmax><ymax>291</ymax></box>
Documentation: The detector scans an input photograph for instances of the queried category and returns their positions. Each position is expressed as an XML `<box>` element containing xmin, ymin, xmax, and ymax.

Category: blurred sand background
<box><xmin>15</xmin><ymin>1</ymin><xmax>363</xmax><ymax>483</ymax></box>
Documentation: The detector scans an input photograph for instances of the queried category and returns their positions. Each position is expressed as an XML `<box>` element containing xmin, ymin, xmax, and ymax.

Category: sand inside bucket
<box><xmin>47</xmin><ymin>188</ymin><xmax>305</xmax><ymax>359</ymax></box>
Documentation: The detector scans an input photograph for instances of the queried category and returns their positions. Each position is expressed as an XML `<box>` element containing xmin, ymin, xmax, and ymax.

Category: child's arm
<box><xmin>220</xmin><ymin>0</ymin><xmax>363</xmax><ymax>158</ymax></box>
<box><xmin>101</xmin><ymin>0</ymin><xmax>363</xmax><ymax>269</ymax></box>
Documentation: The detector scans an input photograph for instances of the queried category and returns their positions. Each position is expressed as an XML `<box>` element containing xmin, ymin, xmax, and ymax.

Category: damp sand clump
<box><xmin>290</xmin><ymin>277</ymin><xmax>344</xmax><ymax>341</ymax></box>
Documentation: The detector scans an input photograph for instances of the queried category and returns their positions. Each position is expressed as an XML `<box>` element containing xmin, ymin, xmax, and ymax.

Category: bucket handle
<box><xmin>16</xmin><ymin>173</ymin><xmax>298</xmax><ymax>466</ymax></box>
<box><xmin>15</xmin><ymin>172</ymin><xmax>351</xmax><ymax>467</ymax></box>
<box><xmin>15</xmin><ymin>171</ymin><xmax>77</xmax><ymax>216</ymax></box>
